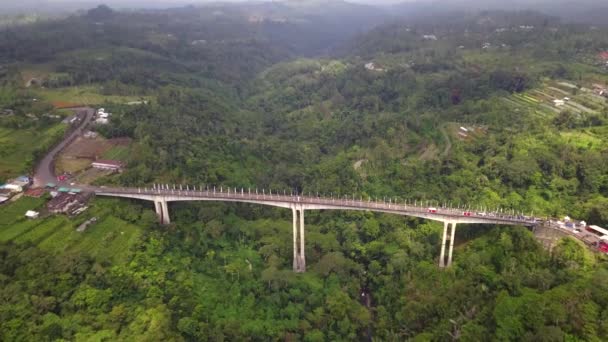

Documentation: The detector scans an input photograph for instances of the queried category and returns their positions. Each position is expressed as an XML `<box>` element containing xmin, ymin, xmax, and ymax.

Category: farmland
<box><xmin>55</xmin><ymin>136</ymin><xmax>131</xmax><ymax>175</ymax></box>
<box><xmin>0</xmin><ymin>123</ymin><xmax>66</xmax><ymax>181</ymax></box>
<box><xmin>501</xmin><ymin>80</ymin><xmax>608</xmax><ymax>118</ymax></box>
<box><xmin>0</xmin><ymin>197</ymin><xmax>144</xmax><ymax>264</ymax></box>
<box><xmin>35</xmin><ymin>86</ymin><xmax>148</xmax><ymax>107</ymax></box>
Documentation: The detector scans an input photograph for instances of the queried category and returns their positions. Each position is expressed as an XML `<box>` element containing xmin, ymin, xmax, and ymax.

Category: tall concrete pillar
<box><xmin>298</xmin><ymin>207</ymin><xmax>305</xmax><ymax>272</ymax></box>
<box><xmin>161</xmin><ymin>200</ymin><xmax>171</xmax><ymax>224</ymax></box>
<box><xmin>154</xmin><ymin>201</ymin><xmax>163</xmax><ymax>223</ymax></box>
<box><xmin>439</xmin><ymin>221</ymin><xmax>449</xmax><ymax>267</ymax></box>
<box><xmin>292</xmin><ymin>206</ymin><xmax>299</xmax><ymax>272</ymax></box>
<box><xmin>447</xmin><ymin>222</ymin><xmax>457</xmax><ymax>267</ymax></box>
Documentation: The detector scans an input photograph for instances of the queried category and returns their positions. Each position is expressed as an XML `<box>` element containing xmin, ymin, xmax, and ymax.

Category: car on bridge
<box><xmin>427</xmin><ymin>207</ymin><xmax>437</xmax><ymax>213</ymax></box>
<box><xmin>463</xmin><ymin>211</ymin><xmax>472</xmax><ymax>216</ymax></box>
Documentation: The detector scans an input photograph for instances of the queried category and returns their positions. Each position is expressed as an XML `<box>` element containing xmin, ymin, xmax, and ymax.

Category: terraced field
<box><xmin>0</xmin><ymin>197</ymin><xmax>143</xmax><ymax>263</ymax></box>
<box><xmin>501</xmin><ymin>80</ymin><xmax>607</xmax><ymax>118</ymax></box>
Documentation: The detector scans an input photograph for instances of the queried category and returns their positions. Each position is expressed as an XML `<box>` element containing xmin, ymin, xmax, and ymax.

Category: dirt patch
<box><xmin>62</xmin><ymin>136</ymin><xmax>111</xmax><ymax>159</ymax></box>
<box><xmin>52</xmin><ymin>101</ymin><xmax>83</xmax><ymax>109</ymax></box>
<box><xmin>353</xmin><ymin>159</ymin><xmax>366</xmax><ymax>170</ymax></box>
<box><xmin>108</xmin><ymin>137</ymin><xmax>132</xmax><ymax>146</ymax></box>
<box><xmin>419</xmin><ymin>143</ymin><xmax>439</xmax><ymax>160</ymax></box>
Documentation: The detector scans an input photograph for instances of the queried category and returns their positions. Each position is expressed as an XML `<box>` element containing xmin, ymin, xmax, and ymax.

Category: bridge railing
<box><xmin>96</xmin><ymin>186</ymin><xmax>539</xmax><ymax>225</ymax></box>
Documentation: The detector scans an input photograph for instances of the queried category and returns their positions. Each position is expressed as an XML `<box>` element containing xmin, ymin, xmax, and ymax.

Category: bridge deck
<box><xmin>94</xmin><ymin>186</ymin><xmax>539</xmax><ymax>226</ymax></box>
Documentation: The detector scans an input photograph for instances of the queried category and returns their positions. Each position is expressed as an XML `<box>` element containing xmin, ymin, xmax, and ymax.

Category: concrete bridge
<box><xmin>93</xmin><ymin>184</ymin><xmax>540</xmax><ymax>272</ymax></box>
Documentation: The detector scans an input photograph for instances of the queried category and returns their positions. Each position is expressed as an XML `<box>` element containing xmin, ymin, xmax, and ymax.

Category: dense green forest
<box><xmin>1</xmin><ymin>2</ymin><xmax>608</xmax><ymax>340</ymax></box>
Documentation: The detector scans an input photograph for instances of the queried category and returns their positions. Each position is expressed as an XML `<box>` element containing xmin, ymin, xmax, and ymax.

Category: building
<box><xmin>364</xmin><ymin>62</ymin><xmax>384</xmax><ymax>72</ymax></box>
<box><xmin>0</xmin><ymin>196</ymin><xmax>9</xmax><ymax>204</ymax></box>
<box><xmin>95</xmin><ymin>117</ymin><xmax>109</xmax><ymax>124</ymax></box>
<box><xmin>47</xmin><ymin>192</ymin><xmax>92</xmax><ymax>215</ymax></box>
<box><xmin>11</xmin><ymin>176</ymin><xmax>30</xmax><ymax>187</ymax></box>
<box><xmin>422</xmin><ymin>34</ymin><xmax>437</xmax><ymax>41</ymax></box>
<box><xmin>553</xmin><ymin>99</ymin><xmax>565</xmax><ymax>107</ymax></box>
<box><xmin>2</xmin><ymin>184</ymin><xmax>23</xmax><ymax>192</ymax></box>
<box><xmin>24</xmin><ymin>188</ymin><xmax>45</xmax><ymax>198</ymax></box>
<box><xmin>92</xmin><ymin>159</ymin><xmax>123</xmax><ymax>171</ymax></box>
<box><xmin>83</xmin><ymin>131</ymin><xmax>98</xmax><ymax>139</ymax></box>
<box><xmin>25</xmin><ymin>210</ymin><xmax>39</xmax><ymax>219</ymax></box>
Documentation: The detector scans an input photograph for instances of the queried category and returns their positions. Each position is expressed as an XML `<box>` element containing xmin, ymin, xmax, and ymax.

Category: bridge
<box><xmin>94</xmin><ymin>184</ymin><xmax>540</xmax><ymax>272</ymax></box>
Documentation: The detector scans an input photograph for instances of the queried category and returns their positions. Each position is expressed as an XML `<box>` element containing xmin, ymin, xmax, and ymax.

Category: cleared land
<box><xmin>55</xmin><ymin>135</ymin><xmax>131</xmax><ymax>181</ymax></box>
<box><xmin>35</xmin><ymin>86</ymin><xmax>148</xmax><ymax>107</ymax></box>
<box><xmin>502</xmin><ymin>80</ymin><xmax>608</xmax><ymax>118</ymax></box>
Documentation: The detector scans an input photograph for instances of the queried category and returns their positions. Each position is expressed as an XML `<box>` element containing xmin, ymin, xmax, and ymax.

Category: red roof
<box><xmin>92</xmin><ymin>159</ymin><xmax>123</xmax><ymax>167</ymax></box>
<box><xmin>599</xmin><ymin>51</ymin><xmax>608</xmax><ymax>60</ymax></box>
<box><xmin>24</xmin><ymin>188</ymin><xmax>45</xmax><ymax>198</ymax></box>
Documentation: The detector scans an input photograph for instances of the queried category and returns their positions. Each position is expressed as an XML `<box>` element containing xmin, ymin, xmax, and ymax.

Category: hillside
<box><xmin>0</xmin><ymin>3</ymin><xmax>608</xmax><ymax>341</ymax></box>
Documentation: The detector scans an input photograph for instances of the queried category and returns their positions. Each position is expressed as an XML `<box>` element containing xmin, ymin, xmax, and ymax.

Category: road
<box><xmin>33</xmin><ymin>107</ymin><xmax>95</xmax><ymax>187</ymax></box>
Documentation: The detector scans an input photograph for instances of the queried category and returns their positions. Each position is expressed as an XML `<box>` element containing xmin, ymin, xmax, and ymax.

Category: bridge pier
<box><xmin>439</xmin><ymin>221</ymin><xmax>457</xmax><ymax>267</ymax></box>
<box><xmin>292</xmin><ymin>205</ymin><xmax>305</xmax><ymax>272</ymax></box>
<box><xmin>154</xmin><ymin>199</ymin><xmax>171</xmax><ymax>224</ymax></box>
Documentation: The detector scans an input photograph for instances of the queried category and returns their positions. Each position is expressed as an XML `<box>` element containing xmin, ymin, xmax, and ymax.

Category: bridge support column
<box><xmin>292</xmin><ymin>207</ymin><xmax>298</xmax><ymax>271</ymax></box>
<box><xmin>439</xmin><ymin>221</ymin><xmax>449</xmax><ymax>268</ymax></box>
<box><xmin>154</xmin><ymin>199</ymin><xmax>170</xmax><ymax>224</ymax></box>
<box><xmin>299</xmin><ymin>207</ymin><xmax>305</xmax><ymax>272</ymax></box>
<box><xmin>154</xmin><ymin>201</ymin><xmax>163</xmax><ymax>222</ymax></box>
<box><xmin>292</xmin><ymin>205</ymin><xmax>306</xmax><ymax>272</ymax></box>
<box><xmin>447</xmin><ymin>222</ymin><xmax>457</xmax><ymax>266</ymax></box>
<box><xmin>439</xmin><ymin>221</ymin><xmax>457</xmax><ymax>267</ymax></box>
<box><xmin>161</xmin><ymin>200</ymin><xmax>170</xmax><ymax>224</ymax></box>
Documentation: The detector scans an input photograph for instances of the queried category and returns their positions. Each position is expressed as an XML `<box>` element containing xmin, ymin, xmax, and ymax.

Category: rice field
<box><xmin>0</xmin><ymin>197</ymin><xmax>144</xmax><ymax>263</ymax></box>
<box><xmin>503</xmin><ymin>80</ymin><xmax>607</xmax><ymax>118</ymax></box>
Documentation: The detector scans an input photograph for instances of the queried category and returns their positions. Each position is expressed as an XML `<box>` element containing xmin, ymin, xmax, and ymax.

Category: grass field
<box><xmin>102</xmin><ymin>145</ymin><xmax>131</xmax><ymax>161</ymax></box>
<box><xmin>0</xmin><ymin>197</ymin><xmax>144</xmax><ymax>263</ymax></box>
<box><xmin>55</xmin><ymin>157</ymin><xmax>93</xmax><ymax>174</ymax></box>
<box><xmin>0</xmin><ymin>123</ymin><xmax>66</xmax><ymax>181</ymax></box>
<box><xmin>35</xmin><ymin>86</ymin><xmax>148</xmax><ymax>106</ymax></box>
<box><xmin>561</xmin><ymin>131</ymin><xmax>604</xmax><ymax>150</ymax></box>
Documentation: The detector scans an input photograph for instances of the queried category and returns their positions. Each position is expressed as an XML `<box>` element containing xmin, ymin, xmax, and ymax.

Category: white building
<box><xmin>25</xmin><ymin>210</ymin><xmax>39</xmax><ymax>219</ymax></box>
<box><xmin>3</xmin><ymin>184</ymin><xmax>23</xmax><ymax>192</ymax></box>
<box><xmin>95</xmin><ymin>117</ymin><xmax>109</xmax><ymax>124</ymax></box>
<box><xmin>553</xmin><ymin>99</ymin><xmax>565</xmax><ymax>107</ymax></box>
<box><xmin>92</xmin><ymin>160</ymin><xmax>123</xmax><ymax>171</ymax></box>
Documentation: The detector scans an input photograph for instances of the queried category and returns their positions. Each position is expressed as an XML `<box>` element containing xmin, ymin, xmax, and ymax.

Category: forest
<box><xmin>1</xmin><ymin>2</ymin><xmax>608</xmax><ymax>341</ymax></box>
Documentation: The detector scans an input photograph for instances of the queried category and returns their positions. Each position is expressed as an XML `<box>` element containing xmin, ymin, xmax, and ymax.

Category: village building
<box><xmin>47</xmin><ymin>192</ymin><xmax>92</xmax><ymax>215</ymax></box>
<box><xmin>25</xmin><ymin>210</ymin><xmax>39</xmax><ymax>219</ymax></box>
<box><xmin>83</xmin><ymin>131</ymin><xmax>98</xmax><ymax>139</ymax></box>
<box><xmin>92</xmin><ymin>159</ymin><xmax>123</xmax><ymax>171</ymax></box>
<box><xmin>24</xmin><ymin>188</ymin><xmax>46</xmax><ymax>198</ymax></box>
<box><xmin>0</xmin><ymin>196</ymin><xmax>9</xmax><ymax>204</ymax></box>
<box><xmin>364</xmin><ymin>62</ymin><xmax>384</xmax><ymax>72</ymax></box>
<box><xmin>422</xmin><ymin>34</ymin><xmax>437</xmax><ymax>41</ymax></box>
<box><xmin>2</xmin><ymin>183</ymin><xmax>23</xmax><ymax>192</ymax></box>
<box><xmin>553</xmin><ymin>99</ymin><xmax>565</xmax><ymax>107</ymax></box>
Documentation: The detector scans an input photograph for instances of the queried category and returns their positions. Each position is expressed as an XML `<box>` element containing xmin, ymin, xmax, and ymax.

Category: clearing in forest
<box><xmin>501</xmin><ymin>80</ymin><xmax>608</xmax><ymax>117</ymax></box>
<box><xmin>55</xmin><ymin>135</ymin><xmax>132</xmax><ymax>180</ymax></box>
